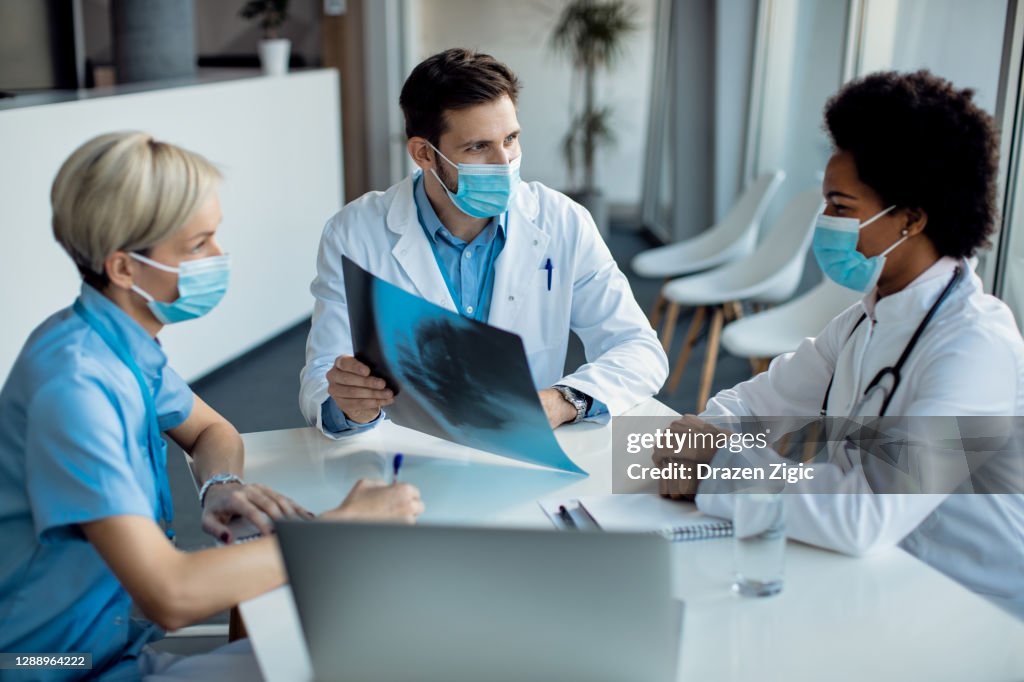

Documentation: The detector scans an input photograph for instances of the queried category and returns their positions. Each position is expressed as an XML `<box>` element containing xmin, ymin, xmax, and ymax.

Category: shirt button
<box><xmin>114</xmin><ymin>616</ymin><xmax>124</xmax><ymax>625</ymax></box>
<box><xmin>465</xmin><ymin>251</ymin><xmax>473</xmax><ymax>259</ymax></box>
<box><xmin>533</xmin><ymin>239</ymin><xmax>538</xmax><ymax>246</ymax></box>
<box><xmin>466</xmin><ymin>306</ymin><xmax>475</xmax><ymax>314</ymax></box>
<box><xmin>508</xmin><ymin>295</ymin><xmax>515</xmax><ymax>302</ymax></box>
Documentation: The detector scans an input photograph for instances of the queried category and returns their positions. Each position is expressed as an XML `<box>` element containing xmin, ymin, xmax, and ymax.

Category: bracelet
<box><xmin>199</xmin><ymin>473</ymin><xmax>244</xmax><ymax>507</ymax></box>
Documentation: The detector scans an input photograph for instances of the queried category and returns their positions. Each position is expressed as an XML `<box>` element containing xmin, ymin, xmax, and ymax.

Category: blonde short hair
<box><xmin>51</xmin><ymin>131</ymin><xmax>222</xmax><ymax>284</ymax></box>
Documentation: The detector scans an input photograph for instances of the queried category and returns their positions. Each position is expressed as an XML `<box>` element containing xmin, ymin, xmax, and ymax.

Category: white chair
<box><xmin>633</xmin><ymin>170</ymin><xmax>785</xmax><ymax>331</ymax></box>
<box><xmin>720</xmin><ymin>278</ymin><xmax>861</xmax><ymax>375</ymax></box>
<box><xmin>659</xmin><ymin>187</ymin><xmax>823</xmax><ymax>411</ymax></box>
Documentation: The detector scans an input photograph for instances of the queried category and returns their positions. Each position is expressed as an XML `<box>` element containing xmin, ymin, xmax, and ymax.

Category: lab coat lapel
<box><xmin>386</xmin><ymin>175</ymin><xmax>458</xmax><ymax>312</ymax></box>
<box><xmin>489</xmin><ymin>186</ymin><xmax>549</xmax><ymax>330</ymax></box>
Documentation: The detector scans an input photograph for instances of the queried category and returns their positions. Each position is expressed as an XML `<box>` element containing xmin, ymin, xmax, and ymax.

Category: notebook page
<box><xmin>579</xmin><ymin>494</ymin><xmax>728</xmax><ymax>533</ymax></box>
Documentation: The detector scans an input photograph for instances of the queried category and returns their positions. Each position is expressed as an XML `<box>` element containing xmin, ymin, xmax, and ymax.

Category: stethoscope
<box><xmin>820</xmin><ymin>264</ymin><xmax>964</xmax><ymax>418</ymax></box>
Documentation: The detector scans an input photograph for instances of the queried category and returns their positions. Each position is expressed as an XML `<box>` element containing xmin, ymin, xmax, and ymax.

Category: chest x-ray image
<box><xmin>343</xmin><ymin>256</ymin><xmax>586</xmax><ymax>475</ymax></box>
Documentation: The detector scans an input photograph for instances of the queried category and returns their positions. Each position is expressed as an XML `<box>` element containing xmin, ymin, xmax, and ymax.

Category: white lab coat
<box><xmin>696</xmin><ymin>258</ymin><xmax>1024</xmax><ymax>619</ymax></box>
<box><xmin>299</xmin><ymin>173</ymin><xmax>668</xmax><ymax>437</ymax></box>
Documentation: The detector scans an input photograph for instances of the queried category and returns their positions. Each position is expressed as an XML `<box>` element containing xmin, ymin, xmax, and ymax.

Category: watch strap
<box><xmin>199</xmin><ymin>473</ymin><xmax>244</xmax><ymax>507</ymax></box>
<box><xmin>553</xmin><ymin>384</ymin><xmax>590</xmax><ymax>424</ymax></box>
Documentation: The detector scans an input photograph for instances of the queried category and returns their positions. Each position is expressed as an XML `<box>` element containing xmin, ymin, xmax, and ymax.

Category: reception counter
<box><xmin>0</xmin><ymin>69</ymin><xmax>343</xmax><ymax>382</ymax></box>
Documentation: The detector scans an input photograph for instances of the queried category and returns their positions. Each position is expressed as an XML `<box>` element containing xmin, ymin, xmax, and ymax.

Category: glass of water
<box><xmin>732</xmin><ymin>492</ymin><xmax>786</xmax><ymax>597</ymax></box>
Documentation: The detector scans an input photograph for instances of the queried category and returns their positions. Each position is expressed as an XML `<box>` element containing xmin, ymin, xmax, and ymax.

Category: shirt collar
<box><xmin>77</xmin><ymin>282</ymin><xmax>169</xmax><ymax>379</ymax></box>
<box><xmin>861</xmin><ymin>256</ymin><xmax>961</xmax><ymax>321</ymax></box>
<box><xmin>412</xmin><ymin>171</ymin><xmax>506</xmax><ymax>245</ymax></box>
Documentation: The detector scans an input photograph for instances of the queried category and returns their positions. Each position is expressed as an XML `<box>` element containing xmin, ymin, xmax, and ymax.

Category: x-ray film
<box><xmin>342</xmin><ymin>256</ymin><xmax>586</xmax><ymax>475</ymax></box>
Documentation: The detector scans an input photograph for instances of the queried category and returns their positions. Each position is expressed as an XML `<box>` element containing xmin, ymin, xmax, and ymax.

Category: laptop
<box><xmin>276</xmin><ymin>521</ymin><xmax>682</xmax><ymax>682</ymax></box>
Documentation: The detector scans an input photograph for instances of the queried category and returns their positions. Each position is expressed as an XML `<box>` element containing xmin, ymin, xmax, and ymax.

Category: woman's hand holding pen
<box><xmin>321</xmin><ymin>479</ymin><xmax>424</xmax><ymax>524</ymax></box>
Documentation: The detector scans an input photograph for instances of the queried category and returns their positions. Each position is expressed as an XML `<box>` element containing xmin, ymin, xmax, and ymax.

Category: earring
<box><xmin>901</xmin><ymin>229</ymin><xmax>909</xmax><ymax>236</ymax></box>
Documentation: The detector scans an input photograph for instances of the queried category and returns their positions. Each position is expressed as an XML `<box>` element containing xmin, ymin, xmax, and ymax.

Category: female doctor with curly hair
<box><xmin>661</xmin><ymin>71</ymin><xmax>1024</xmax><ymax>619</ymax></box>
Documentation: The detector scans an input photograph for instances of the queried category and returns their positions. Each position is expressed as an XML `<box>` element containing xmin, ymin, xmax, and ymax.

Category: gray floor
<box><xmin>163</xmin><ymin>223</ymin><xmax>785</xmax><ymax>633</ymax></box>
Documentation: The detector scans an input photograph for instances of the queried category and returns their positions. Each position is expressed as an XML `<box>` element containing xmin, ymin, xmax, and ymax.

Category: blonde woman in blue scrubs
<box><xmin>0</xmin><ymin>132</ymin><xmax>424</xmax><ymax>680</ymax></box>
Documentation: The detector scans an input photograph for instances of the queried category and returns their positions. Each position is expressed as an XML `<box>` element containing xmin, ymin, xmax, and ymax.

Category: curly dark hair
<box><xmin>824</xmin><ymin>70</ymin><xmax>1000</xmax><ymax>258</ymax></box>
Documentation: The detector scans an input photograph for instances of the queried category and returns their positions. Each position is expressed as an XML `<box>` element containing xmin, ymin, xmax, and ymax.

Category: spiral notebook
<box><xmin>578</xmin><ymin>495</ymin><xmax>733</xmax><ymax>542</ymax></box>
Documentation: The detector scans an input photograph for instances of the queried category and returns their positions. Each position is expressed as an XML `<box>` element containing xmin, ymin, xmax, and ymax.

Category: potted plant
<box><xmin>550</xmin><ymin>0</ymin><xmax>637</xmax><ymax>237</ymax></box>
<box><xmin>240</xmin><ymin>0</ymin><xmax>291</xmax><ymax>76</ymax></box>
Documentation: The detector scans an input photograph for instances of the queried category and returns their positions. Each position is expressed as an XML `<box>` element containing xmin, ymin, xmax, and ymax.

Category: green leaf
<box><xmin>549</xmin><ymin>0</ymin><xmax>638</xmax><ymax>71</ymax></box>
<box><xmin>550</xmin><ymin>0</ymin><xmax>635</xmax><ymax>189</ymax></box>
<box><xmin>239</xmin><ymin>0</ymin><xmax>290</xmax><ymax>36</ymax></box>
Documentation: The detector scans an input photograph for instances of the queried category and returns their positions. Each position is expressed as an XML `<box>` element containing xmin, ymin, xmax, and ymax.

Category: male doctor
<box><xmin>300</xmin><ymin>48</ymin><xmax>667</xmax><ymax>437</ymax></box>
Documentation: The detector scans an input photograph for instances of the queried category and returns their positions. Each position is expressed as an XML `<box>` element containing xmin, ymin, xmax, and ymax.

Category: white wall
<box><xmin>0</xmin><ymin>70</ymin><xmax>343</xmax><ymax>383</ymax></box>
<box><xmin>414</xmin><ymin>0</ymin><xmax>656</xmax><ymax>208</ymax></box>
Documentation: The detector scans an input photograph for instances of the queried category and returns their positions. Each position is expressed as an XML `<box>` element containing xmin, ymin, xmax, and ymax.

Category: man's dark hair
<box><xmin>399</xmin><ymin>48</ymin><xmax>521</xmax><ymax>145</ymax></box>
<box><xmin>824</xmin><ymin>70</ymin><xmax>1000</xmax><ymax>258</ymax></box>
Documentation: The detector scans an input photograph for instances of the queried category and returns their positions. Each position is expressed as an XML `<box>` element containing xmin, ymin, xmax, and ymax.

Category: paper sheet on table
<box><xmin>342</xmin><ymin>256</ymin><xmax>586</xmax><ymax>475</ymax></box>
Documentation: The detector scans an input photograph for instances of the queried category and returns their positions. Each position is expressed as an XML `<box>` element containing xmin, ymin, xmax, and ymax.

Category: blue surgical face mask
<box><xmin>130</xmin><ymin>252</ymin><xmax>230</xmax><ymax>324</ymax></box>
<box><xmin>812</xmin><ymin>204</ymin><xmax>904</xmax><ymax>292</ymax></box>
<box><xmin>428</xmin><ymin>142</ymin><xmax>521</xmax><ymax>219</ymax></box>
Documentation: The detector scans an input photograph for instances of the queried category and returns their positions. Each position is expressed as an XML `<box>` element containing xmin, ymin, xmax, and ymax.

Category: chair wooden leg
<box><xmin>660</xmin><ymin>301</ymin><xmax>681</xmax><ymax>351</ymax></box>
<box><xmin>774</xmin><ymin>431</ymin><xmax>792</xmax><ymax>458</ymax></box>
<box><xmin>697</xmin><ymin>307</ymin><xmax>725</xmax><ymax>412</ymax></box>
<box><xmin>649</xmin><ymin>292</ymin><xmax>664</xmax><ymax>328</ymax></box>
<box><xmin>730</xmin><ymin>301</ymin><xmax>744</xmax><ymax>320</ymax></box>
<box><xmin>649</xmin><ymin>279</ymin><xmax>669</xmax><ymax>328</ymax></box>
<box><xmin>802</xmin><ymin>418</ymin><xmax>824</xmax><ymax>463</ymax></box>
<box><xmin>749</xmin><ymin>357</ymin><xmax>770</xmax><ymax>375</ymax></box>
<box><xmin>229</xmin><ymin>606</ymin><xmax>248</xmax><ymax>642</ymax></box>
<box><xmin>667</xmin><ymin>306</ymin><xmax>706</xmax><ymax>393</ymax></box>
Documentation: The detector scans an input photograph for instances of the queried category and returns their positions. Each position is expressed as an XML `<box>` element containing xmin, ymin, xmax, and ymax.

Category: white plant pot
<box><xmin>258</xmin><ymin>38</ymin><xmax>290</xmax><ymax>76</ymax></box>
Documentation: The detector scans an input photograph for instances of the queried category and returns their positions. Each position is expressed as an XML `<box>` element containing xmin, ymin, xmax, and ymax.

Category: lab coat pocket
<box><xmin>525</xmin><ymin>264</ymin><xmax>568</xmax><ymax>337</ymax></box>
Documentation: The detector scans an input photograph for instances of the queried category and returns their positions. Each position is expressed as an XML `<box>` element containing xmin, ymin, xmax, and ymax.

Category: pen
<box><xmin>558</xmin><ymin>504</ymin><xmax>577</xmax><ymax>530</ymax></box>
<box><xmin>392</xmin><ymin>453</ymin><xmax>404</xmax><ymax>484</ymax></box>
<box><xmin>545</xmin><ymin>258</ymin><xmax>553</xmax><ymax>291</ymax></box>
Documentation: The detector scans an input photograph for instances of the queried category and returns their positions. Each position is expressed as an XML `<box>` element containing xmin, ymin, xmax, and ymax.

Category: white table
<box><xmin>237</xmin><ymin>399</ymin><xmax>1024</xmax><ymax>681</ymax></box>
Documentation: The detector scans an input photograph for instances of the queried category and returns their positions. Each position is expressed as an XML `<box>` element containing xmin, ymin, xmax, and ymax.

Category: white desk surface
<box><xmin>237</xmin><ymin>398</ymin><xmax>1024</xmax><ymax>682</ymax></box>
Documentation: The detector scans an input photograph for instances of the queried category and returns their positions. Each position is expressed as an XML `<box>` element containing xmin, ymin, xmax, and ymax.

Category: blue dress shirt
<box><xmin>0</xmin><ymin>283</ymin><xmax>193</xmax><ymax>680</ymax></box>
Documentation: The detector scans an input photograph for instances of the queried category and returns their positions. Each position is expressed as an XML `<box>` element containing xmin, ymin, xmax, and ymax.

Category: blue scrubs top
<box><xmin>0</xmin><ymin>283</ymin><xmax>193</xmax><ymax>680</ymax></box>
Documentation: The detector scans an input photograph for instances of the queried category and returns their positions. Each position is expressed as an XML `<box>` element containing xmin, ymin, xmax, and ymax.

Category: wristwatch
<box><xmin>199</xmin><ymin>473</ymin><xmax>244</xmax><ymax>508</ymax></box>
<box><xmin>552</xmin><ymin>384</ymin><xmax>592</xmax><ymax>424</ymax></box>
